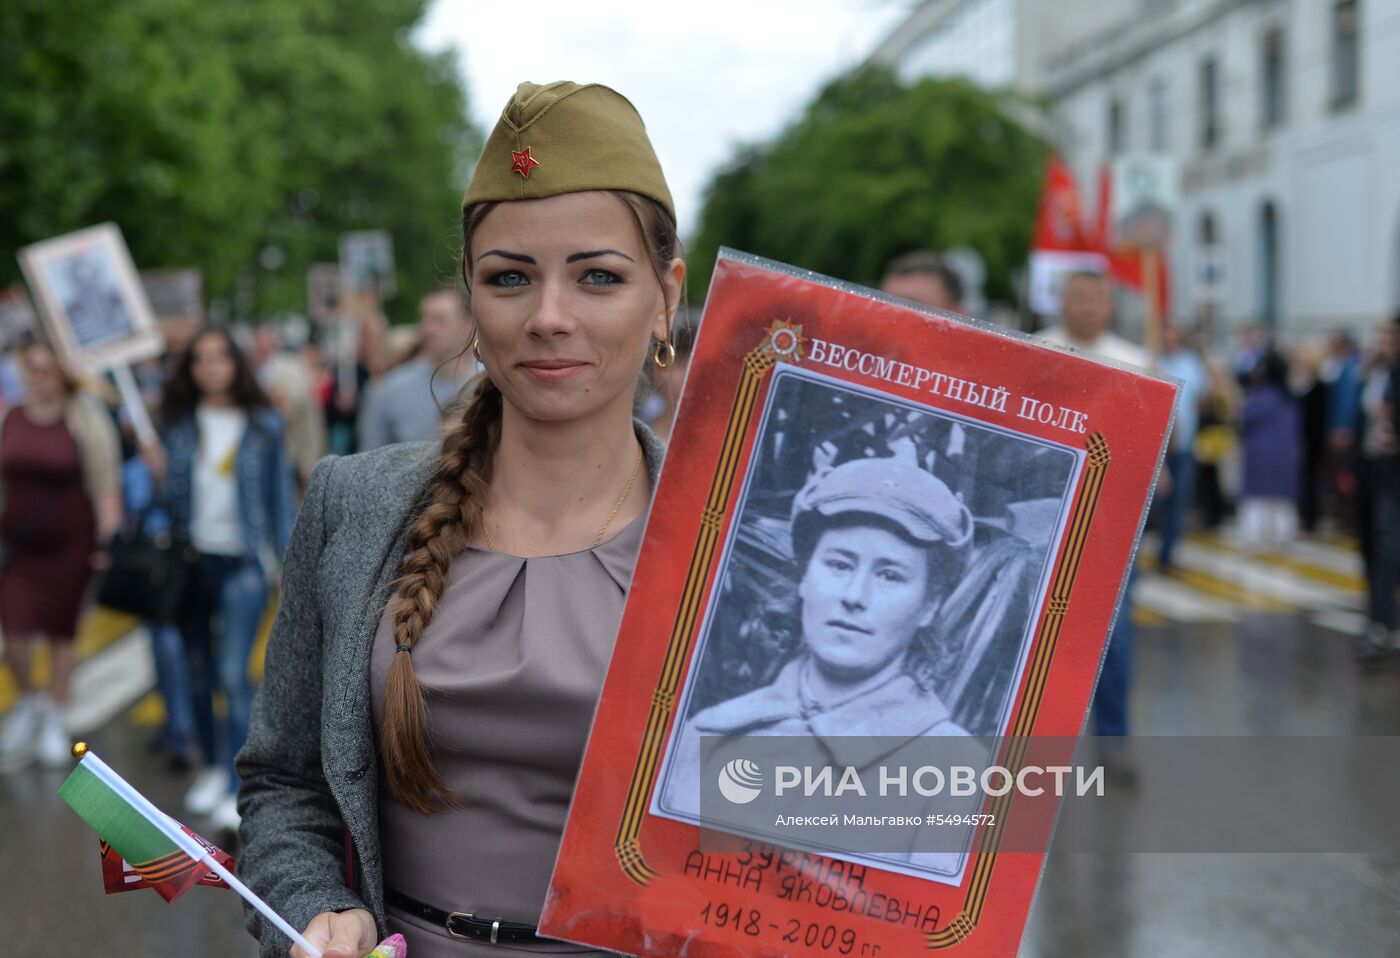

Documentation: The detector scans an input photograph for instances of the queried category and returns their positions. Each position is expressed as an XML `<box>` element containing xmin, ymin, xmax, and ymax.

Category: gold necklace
<box><xmin>480</xmin><ymin>447</ymin><xmax>644</xmax><ymax>554</ymax></box>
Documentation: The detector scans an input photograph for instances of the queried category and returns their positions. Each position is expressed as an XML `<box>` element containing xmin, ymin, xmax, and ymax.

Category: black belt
<box><xmin>385</xmin><ymin>887</ymin><xmax>543</xmax><ymax>945</ymax></box>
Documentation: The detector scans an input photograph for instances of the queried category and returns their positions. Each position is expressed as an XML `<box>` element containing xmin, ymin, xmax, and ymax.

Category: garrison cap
<box><xmin>792</xmin><ymin>457</ymin><xmax>975</xmax><ymax>550</ymax></box>
<box><xmin>462</xmin><ymin>81</ymin><xmax>675</xmax><ymax>223</ymax></box>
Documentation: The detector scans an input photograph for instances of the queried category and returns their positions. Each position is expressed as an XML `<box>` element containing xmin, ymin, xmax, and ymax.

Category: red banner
<box><xmin>1032</xmin><ymin>155</ymin><xmax>1094</xmax><ymax>252</ymax></box>
<box><xmin>1031</xmin><ymin>156</ymin><xmax>1171</xmax><ymax>317</ymax></box>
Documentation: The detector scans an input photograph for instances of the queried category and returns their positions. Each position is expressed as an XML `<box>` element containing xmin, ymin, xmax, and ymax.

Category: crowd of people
<box><xmin>882</xmin><ymin>254</ymin><xmax>1398</xmax><ymax>654</ymax></box>
<box><xmin>1142</xmin><ymin>313</ymin><xmax>1398</xmax><ymax>664</ymax></box>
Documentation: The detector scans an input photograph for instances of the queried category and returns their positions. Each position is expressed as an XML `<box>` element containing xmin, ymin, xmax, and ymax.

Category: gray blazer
<box><xmin>235</xmin><ymin>423</ymin><xmax>666</xmax><ymax>955</ymax></box>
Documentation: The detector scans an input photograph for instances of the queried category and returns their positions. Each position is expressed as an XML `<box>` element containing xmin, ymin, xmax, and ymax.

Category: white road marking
<box><xmin>1137</xmin><ymin>529</ymin><xmax>1364</xmax><ymax>624</ymax></box>
<box><xmin>1136</xmin><ymin>575</ymin><xmax>1243</xmax><ymax>623</ymax></box>
<box><xmin>66</xmin><ymin>628</ymin><xmax>155</xmax><ymax>735</ymax></box>
<box><xmin>1275</xmin><ymin>539</ymin><xmax>1365</xmax><ymax>578</ymax></box>
<box><xmin>1309</xmin><ymin>610</ymin><xmax>1369</xmax><ymax>638</ymax></box>
<box><xmin>1171</xmin><ymin>540</ymin><xmax>1362</xmax><ymax>612</ymax></box>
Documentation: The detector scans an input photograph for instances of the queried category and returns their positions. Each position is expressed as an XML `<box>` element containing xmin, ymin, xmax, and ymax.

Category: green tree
<box><xmin>0</xmin><ymin>0</ymin><xmax>479</xmax><ymax>324</ymax></box>
<box><xmin>687</xmin><ymin>68</ymin><xmax>1046</xmax><ymax>305</ymax></box>
<box><xmin>219</xmin><ymin>0</ymin><xmax>480</xmax><ymax>323</ymax></box>
<box><xmin>0</xmin><ymin>0</ymin><xmax>275</xmax><ymax>293</ymax></box>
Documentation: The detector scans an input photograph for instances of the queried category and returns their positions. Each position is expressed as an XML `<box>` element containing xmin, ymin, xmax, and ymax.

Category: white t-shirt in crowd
<box><xmin>191</xmin><ymin>405</ymin><xmax>247</xmax><ymax>556</ymax></box>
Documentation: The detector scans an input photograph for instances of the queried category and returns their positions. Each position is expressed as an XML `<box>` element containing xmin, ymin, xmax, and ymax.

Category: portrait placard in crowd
<box><xmin>139</xmin><ymin>268</ymin><xmax>203</xmax><ymax>324</ymax></box>
<box><xmin>306</xmin><ymin>262</ymin><xmax>343</xmax><ymax>326</ymax></box>
<box><xmin>541</xmin><ymin>251</ymin><xmax>1179</xmax><ymax>957</ymax></box>
<box><xmin>17</xmin><ymin>223</ymin><xmax>164</xmax><ymax>372</ymax></box>
<box><xmin>338</xmin><ymin>229</ymin><xmax>396</xmax><ymax>302</ymax></box>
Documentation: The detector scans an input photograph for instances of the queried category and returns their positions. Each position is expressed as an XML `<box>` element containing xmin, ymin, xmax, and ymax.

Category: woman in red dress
<box><xmin>0</xmin><ymin>341</ymin><xmax>121</xmax><ymax>769</ymax></box>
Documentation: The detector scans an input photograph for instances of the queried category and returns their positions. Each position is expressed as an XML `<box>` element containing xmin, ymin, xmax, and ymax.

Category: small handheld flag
<box><xmin>59</xmin><ymin>743</ymin><xmax>325</xmax><ymax>957</ymax></box>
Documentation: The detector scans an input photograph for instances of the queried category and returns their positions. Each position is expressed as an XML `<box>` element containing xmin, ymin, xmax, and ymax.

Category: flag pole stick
<box><xmin>75</xmin><ymin>745</ymin><xmax>323</xmax><ymax>958</ymax></box>
<box><xmin>1142</xmin><ymin>246</ymin><xmax>1162</xmax><ymax>359</ymax></box>
<box><xmin>110</xmin><ymin>363</ymin><xmax>158</xmax><ymax>447</ymax></box>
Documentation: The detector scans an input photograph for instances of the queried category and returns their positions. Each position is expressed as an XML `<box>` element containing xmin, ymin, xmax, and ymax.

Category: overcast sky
<box><xmin>414</xmin><ymin>0</ymin><xmax>912</xmax><ymax>238</ymax></box>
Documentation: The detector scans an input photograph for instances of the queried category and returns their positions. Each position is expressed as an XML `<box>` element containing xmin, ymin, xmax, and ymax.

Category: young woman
<box><xmin>151</xmin><ymin>326</ymin><xmax>296</xmax><ymax>831</ymax></box>
<box><xmin>236</xmin><ymin>82</ymin><xmax>684</xmax><ymax>957</ymax></box>
<box><xmin>0</xmin><ymin>340</ymin><xmax>120</xmax><ymax>769</ymax></box>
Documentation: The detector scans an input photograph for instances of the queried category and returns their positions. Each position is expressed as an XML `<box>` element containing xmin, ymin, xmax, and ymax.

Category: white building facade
<box><xmin>876</xmin><ymin>0</ymin><xmax>1400</xmax><ymax>339</ymax></box>
<box><xmin>871</xmin><ymin>0</ymin><xmax>1021</xmax><ymax>88</ymax></box>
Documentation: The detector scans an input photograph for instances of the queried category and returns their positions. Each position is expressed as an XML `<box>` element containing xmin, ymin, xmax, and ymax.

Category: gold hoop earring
<box><xmin>652</xmin><ymin>339</ymin><xmax>676</xmax><ymax>370</ymax></box>
<box><xmin>472</xmin><ymin>335</ymin><xmax>482</xmax><ymax>363</ymax></box>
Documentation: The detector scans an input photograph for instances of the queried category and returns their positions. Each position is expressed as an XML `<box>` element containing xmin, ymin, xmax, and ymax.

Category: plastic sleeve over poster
<box><xmin>540</xmin><ymin>250</ymin><xmax>1179</xmax><ymax>957</ymax></box>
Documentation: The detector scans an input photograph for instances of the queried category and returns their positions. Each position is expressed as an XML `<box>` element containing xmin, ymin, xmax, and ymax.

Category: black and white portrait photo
<box><xmin>46</xmin><ymin>249</ymin><xmax>137</xmax><ymax>349</ymax></box>
<box><xmin>651</xmin><ymin>365</ymin><xmax>1083</xmax><ymax>882</ymax></box>
<box><xmin>339</xmin><ymin>229</ymin><xmax>397</xmax><ymax>301</ymax></box>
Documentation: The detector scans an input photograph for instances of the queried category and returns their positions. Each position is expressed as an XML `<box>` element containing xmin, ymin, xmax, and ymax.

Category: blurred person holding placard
<box><xmin>0</xmin><ymin>340</ymin><xmax>121</xmax><ymax>769</ymax></box>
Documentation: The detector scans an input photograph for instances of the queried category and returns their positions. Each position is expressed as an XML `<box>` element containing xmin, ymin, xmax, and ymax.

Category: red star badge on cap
<box><xmin>510</xmin><ymin>147</ymin><xmax>539</xmax><ymax>179</ymax></box>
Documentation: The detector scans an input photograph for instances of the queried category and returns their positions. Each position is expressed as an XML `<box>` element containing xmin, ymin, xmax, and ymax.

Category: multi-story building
<box><xmin>874</xmin><ymin>0</ymin><xmax>1400</xmax><ymax>340</ymax></box>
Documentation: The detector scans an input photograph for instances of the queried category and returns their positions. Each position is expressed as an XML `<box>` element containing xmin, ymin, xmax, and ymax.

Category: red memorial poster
<box><xmin>540</xmin><ymin>251</ymin><xmax>1179</xmax><ymax>957</ymax></box>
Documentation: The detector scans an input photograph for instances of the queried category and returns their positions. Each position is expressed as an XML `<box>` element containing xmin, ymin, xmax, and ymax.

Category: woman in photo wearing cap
<box><xmin>660</xmin><ymin>455</ymin><xmax>976</xmax><ymax>820</ymax></box>
<box><xmin>235</xmin><ymin>81</ymin><xmax>682</xmax><ymax>957</ymax></box>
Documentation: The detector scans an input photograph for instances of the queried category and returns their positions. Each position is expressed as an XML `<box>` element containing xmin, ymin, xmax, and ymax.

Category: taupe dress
<box><xmin>369</xmin><ymin>516</ymin><xmax>644</xmax><ymax>956</ymax></box>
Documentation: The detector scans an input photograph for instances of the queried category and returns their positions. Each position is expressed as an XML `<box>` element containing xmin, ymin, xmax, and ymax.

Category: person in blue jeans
<box><xmin>120</xmin><ymin>456</ymin><xmax>198</xmax><ymax>768</ymax></box>
<box><xmin>1094</xmin><ymin>569</ymin><xmax>1136</xmax><ymax>739</ymax></box>
<box><xmin>144</xmin><ymin>327</ymin><xmax>296</xmax><ymax>833</ymax></box>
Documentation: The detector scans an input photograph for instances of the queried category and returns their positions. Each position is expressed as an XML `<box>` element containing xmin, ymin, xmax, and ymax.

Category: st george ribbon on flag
<box><xmin>58</xmin><ymin>745</ymin><xmax>326</xmax><ymax>958</ymax></box>
<box><xmin>99</xmin><ymin>829</ymin><xmax>234</xmax><ymax>899</ymax></box>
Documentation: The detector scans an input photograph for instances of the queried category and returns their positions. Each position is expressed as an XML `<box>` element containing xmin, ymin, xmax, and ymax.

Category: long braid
<box><xmin>380</xmin><ymin>375</ymin><xmax>502</xmax><ymax>814</ymax></box>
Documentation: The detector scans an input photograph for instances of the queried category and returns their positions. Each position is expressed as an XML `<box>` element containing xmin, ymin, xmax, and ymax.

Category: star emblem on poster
<box><xmin>510</xmin><ymin>147</ymin><xmax>540</xmax><ymax>179</ymax></box>
<box><xmin>761</xmin><ymin>319</ymin><xmax>805</xmax><ymax>361</ymax></box>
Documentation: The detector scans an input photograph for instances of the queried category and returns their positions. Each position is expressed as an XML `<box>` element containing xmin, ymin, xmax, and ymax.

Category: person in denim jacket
<box><xmin>144</xmin><ymin>326</ymin><xmax>296</xmax><ymax>833</ymax></box>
